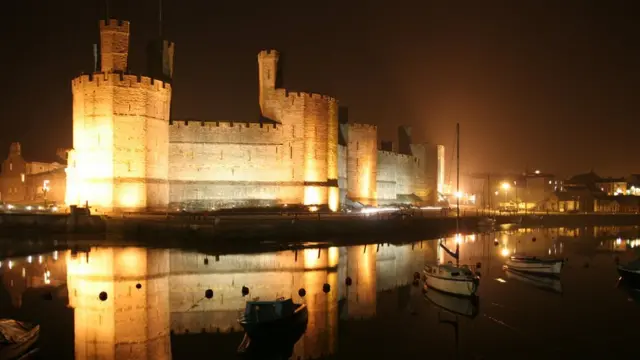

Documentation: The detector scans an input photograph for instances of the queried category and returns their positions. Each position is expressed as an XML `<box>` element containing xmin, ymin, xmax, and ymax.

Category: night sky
<box><xmin>2</xmin><ymin>1</ymin><xmax>639</xmax><ymax>177</ymax></box>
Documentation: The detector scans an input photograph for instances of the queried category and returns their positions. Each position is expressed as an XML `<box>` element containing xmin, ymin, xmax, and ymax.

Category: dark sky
<box><xmin>1</xmin><ymin>0</ymin><xmax>639</xmax><ymax>177</ymax></box>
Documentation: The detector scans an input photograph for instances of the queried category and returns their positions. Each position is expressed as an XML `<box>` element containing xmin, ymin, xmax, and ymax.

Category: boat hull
<box><xmin>618</xmin><ymin>266</ymin><xmax>640</xmax><ymax>289</ymax></box>
<box><xmin>0</xmin><ymin>320</ymin><xmax>40</xmax><ymax>360</ymax></box>
<box><xmin>505</xmin><ymin>258</ymin><xmax>563</xmax><ymax>275</ymax></box>
<box><xmin>424</xmin><ymin>272</ymin><xmax>478</xmax><ymax>297</ymax></box>
<box><xmin>505</xmin><ymin>269</ymin><xmax>563</xmax><ymax>293</ymax></box>
<box><xmin>239</xmin><ymin>304</ymin><xmax>308</xmax><ymax>343</ymax></box>
<box><xmin>424</xmin><ymin>286</ymin><xmax>479</xmax><ymax>318</ymax></box>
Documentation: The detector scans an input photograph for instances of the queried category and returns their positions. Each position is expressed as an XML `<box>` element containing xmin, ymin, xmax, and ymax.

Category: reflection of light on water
<box><xmin>328</xmin><ymin>247</ymin><xmax>339</xmax><ymax>267</ymax></box>
<box><xmin>548</xmin><ymin>248</ymin><xmax>552</xmax><ymax>255</ymax></box>
<box><xmin>455</xmin><ymin>234</ymin><xmax>462</xmax><ymax>244</ymax></box>
<box><xmin>501</xmin><ymin>248</ymin><xmax>511</xmax><ymax>257</ymax></box>
<box><xmin>21</xmin><ymin>268</ymin><xmax>25</xmax><ymax>278</ymax></box>
<box><xmin>27</xmin><ymin>256</ymin><xmax>32</xmax><ymax>264</ymax></box>
<box><xmin>496</xmin><ymin>278</ymin><xmax>507</xmax><ymax>283</ymax></box>
<box><xmin>469</xmin><ymin>234</ymin><xmax>476</xmax><ymax>242</ymax></box>
<box><xmin>44</xmin><ymin>270</ymin><xmax>50</xmax><ymax>285</ymax></box>
<box><xmin>8</xmin><ymin>261</ymin><xmax>13</xmax><ymax>270</ymax></box>
<box><xmin>38</xmin><ymin>255</ymin><xmax>43</xmax><ymax>264</ymax></box>
<box><xmin>616</xmin><ymin>238</ymin><xmax>622</xmax><ymax>245</ymax></box>
<box><xmin>53</xmin><ymin>251</ymin><xmax>58</xmax><ymax>261</ymax></box>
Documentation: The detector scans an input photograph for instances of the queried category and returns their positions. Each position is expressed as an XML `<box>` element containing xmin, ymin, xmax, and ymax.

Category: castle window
<box><xmin>21</xmin><ymin>174</ymin><xmax>24</xmax><ymax>183</ymax></box>
<box><xmin>290</xmin><ymin>146</ymin><xmax>293</xmax><ymax>159</ymax></box>
<box><xmin>292</xmin><ymin>126</ymin><xmax>295</xmax><ymax>137</ymax></box>
<box><xmin>9</xmin><ymin>163</ymin><xmax>12</xmax><ymax>171</ymax></box>
<box><xmin>266</xmin><ymin>69</ymin><xmax>270</xmax><ymax>80</ymax></box>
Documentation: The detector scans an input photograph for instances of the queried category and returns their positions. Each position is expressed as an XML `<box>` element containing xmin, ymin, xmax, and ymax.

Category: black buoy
<box><xmin>532</xmin><ymin>237</ymin><xmax>537</xmax><ymax>242</ymax></box>
<box><xmin>204</xmin><ymin>258</ymin><xmax>209</xmax><ymax>265</ymax></box>
<box><xmin>494</xmin><ymin>239</ymin><xmax>499</xmax><ymax>246</ymax></box>
<box><xmin>135</xmin><ymin>283</ymin><xmax>142</xmax><ymax>289</ymax></box>
<box><xmin>323</xmin><ymin>283</ymin><xmax>331</xmax><ymax>293</ymax></box>
<box><xmin>99</xmin><ymin>291</ymin><xmax>108</xmax><ymax>301</ymax></box>
<box><xmin>242</xmin><ymin>286</ymin><xmax>249</xmax><ymax>296</ymax></box>
<box><xmin>345</xmin><ymin>277</ymin><xmax>352</xmax><ymax>286</ymax></box>
<box><xmin>476</xmin><ymin>262</ymin><xmax>482</xmax><ymax>269</ymax></box>
<box><xmin>205</xmin><ymin>289</ymin><xmax>214</xmax><ymax>299</ymax></box>
<box><xmin>298</xmin><ymin>288</ymin><xmax>306</xmax><ymax>297</ymax></box>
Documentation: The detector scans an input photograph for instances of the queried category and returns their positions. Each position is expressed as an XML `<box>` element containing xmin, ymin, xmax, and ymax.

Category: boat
<box><xmin>0</xmin><ymin>319</ymin><xmax>40</xmax><ymax>360</ymax></box>
<box><xmin>504</xmin><ymin>268</ymin><xmax>563</xmax><ymax>293</ymax></box>
<box><xmin>424</xmin><ymin>287</ymin><xmax>479</xmax><ymax>318</ymax></box>
<box><xmin>423</xmin><ymin>262</ymin><xmax>480</xmax><ymax>297</ymax></box>
<box><xmin>423</xmin><ymin>124</ymin><xmax>480</xmax><ymax>297</ymax></box>
<box><xmin>505</xmin><ymin>255</ymin><xmax>564</xmax><ymax>275</ymax></box>
<box><xmin>617</xmin><ymin>259</ymin><xmax>640</xmax><ymax>288</ymax></box>
<box><xmin>477</xmin><ymin>217</ymin><xmax>496</xmax><ymax>227</ymax></box>
<box><xmin>238</xmin><ymin>298</ymin><xmax>308</xmax><ymax>343</ymax></box>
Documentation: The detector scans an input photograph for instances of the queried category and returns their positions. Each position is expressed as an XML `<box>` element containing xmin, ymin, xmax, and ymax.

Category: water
<box><xmin>0</xmin><ymin>226</ymin><xmax>639</xmax><ymax>359</ymax></box>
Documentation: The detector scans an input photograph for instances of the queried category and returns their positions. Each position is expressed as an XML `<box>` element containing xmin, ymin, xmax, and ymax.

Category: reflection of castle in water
<box><xmin>0</xmin><ymin>242</ymin><xmax>438</xmax><ymax>359</ymax></box>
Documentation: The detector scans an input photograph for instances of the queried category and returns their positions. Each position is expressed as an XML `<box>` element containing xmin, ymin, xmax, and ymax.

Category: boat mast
<box><xmin>456</xmin><ymin>123</ymin><xmax>460</xmax><ymax>266</ymax></box>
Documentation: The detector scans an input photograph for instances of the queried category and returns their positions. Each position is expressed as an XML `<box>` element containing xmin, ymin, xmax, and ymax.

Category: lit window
<box><xmin>9</xmin><ymin>163</ymin><xmax>12</xmax><ymax>171</ymax></box>
<box><xmin>20</xmin><ymin>173</ymin><xmax>25</xmax><ymax>183</ymax></box>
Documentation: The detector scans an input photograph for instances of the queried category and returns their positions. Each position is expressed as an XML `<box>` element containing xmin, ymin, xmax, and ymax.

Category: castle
<box><xmin>64</xmin><ymin>18</ymin><xmax>443</xmax><ymax>212</ymax></box>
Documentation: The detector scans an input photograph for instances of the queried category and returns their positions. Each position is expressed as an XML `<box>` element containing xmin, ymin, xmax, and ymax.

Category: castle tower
<box><xmin>99</xmin><ymin>19</ymin><xmax>130</xmax><ymax>73</ymax></box>
<box><xmin>257</xmin><ymin>50</ymin><xmax>279</xmax><ymax>120</ymax></box>
<box><xmin>67</xmin><ymin>248</ymin><xmax>171</xmax><ymax>359</ymax></box>
<box><xmin>147</xmin><ymin>40</ymin><xmax>175</xmax><ymax>82</ymax></box>
<box><xmin>66</xmin><ymin>19</ymin><xmax>172</xmax><ymax>212</ymax></box>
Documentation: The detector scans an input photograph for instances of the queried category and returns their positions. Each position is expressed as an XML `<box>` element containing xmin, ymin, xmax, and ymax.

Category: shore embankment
<box><xmin>1</xmin><ymin>212</ymin><xmax>639</xmax><ymax>248</ymax></box>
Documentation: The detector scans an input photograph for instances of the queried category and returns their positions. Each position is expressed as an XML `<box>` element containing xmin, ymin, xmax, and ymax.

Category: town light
<box><xmin>501</xmin><ymin>182</ymin><xmax>510</xmax><ymax>190</ymax></box>
<box><xmin>535</xmin><ymin>170</ymin><xmax>540</xmax><ymax>174</ymax></box>
<box><xmin>454</xmin><ymin>191</ymin><xmax>463</xmax><ymax>198</ymax></box>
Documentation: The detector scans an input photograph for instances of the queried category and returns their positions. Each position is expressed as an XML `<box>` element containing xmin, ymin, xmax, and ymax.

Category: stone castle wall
<box><xmin>67</xmin><ymin>73</ymin><xmax>171</xmax><ymax>212</ymax></box>
<box><xmin>346</xmin><ymin>123</ymin><xmax>378</xmax><ymax>205</ymax></box>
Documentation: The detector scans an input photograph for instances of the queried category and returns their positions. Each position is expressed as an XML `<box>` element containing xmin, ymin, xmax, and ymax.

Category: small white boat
<box><xmin>423</xmin><ymin>263</ymin><xmax>479</xmax><ymax>297</ymax></box>
<box><xmin>618</xmin><ymin>259</ymin><xmax>640</xmax><ymax>288</ymax></box>
<box><xmin>505</xmin><ymin>255</ymin><xmax>563</xmax><ymax>275</ymax></box>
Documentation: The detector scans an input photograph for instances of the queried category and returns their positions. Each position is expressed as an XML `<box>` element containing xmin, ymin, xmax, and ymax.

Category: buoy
<box><xmin>345</xmin><ymin>277</ymin><xmax>352</xmax><ymax>286</ymax></box>
<box><xmin>99</xmin><ymin>291</ymin><xmax>108</xmax><ymax>301</ymax></box>
<box><xmin>242</xmin><ymin>286</ymin><xmax>249</xmax><ymax>296</ymax></box>
<box><xmin>298</xmin><ymin>288</ymin><xmax>306</xmax><ymax>297</ymax></box>
<box><xmin>205</xmin><ymin>289</ymin><xmax>214</xmax><ymax>299</ymax></box>
<box><xmin>494</xmin><ymin>240</ymin><xmax>499</xmax><ymax>247</ymax></box>
<box><xmin>476</xmin><ymin>262</ymin><xmax>482</xmax><ymax>269</ymax></box>
<box><xmin>322</xmin><ymin>283</ymin><xmax>331</xmax><ymax>293</ymax></box>
<box><xmin>135</xmin><ymin>283</ymin><xmax>142</xmax><ymax>289</ymax></box>
<box><xmin>532</xmin><ymin>237</ymin><xmax>537</xmax><ymax>242</ymax></box>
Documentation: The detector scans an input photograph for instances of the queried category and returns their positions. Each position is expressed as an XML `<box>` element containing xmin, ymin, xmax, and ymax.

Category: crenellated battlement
<box><xmin>348</xmin><ymin>123</ymin><xmax>377</xmax><ymax>130</ymax></box>
<box><xmin>278</xmin><ymin>90</ymin><xmax>336</xmax><ymax>103</ymax></box>
<box><xmin>99</xmin><ymin>19</ymin><xmax>130</xmax><ymax>32</ymax></box>
<box><xmin>378</xmin><ymin>150</ymin><xmax>414</xmax><ymax>160</ymax></box>
<box><xmin>170</xmin><ymin>120</ymin><xmax>279</xmax><ymax>130</ymax></box>
<box><xmin>258</xmin><ymin>49</ymin><xmax>280</xmax><ymax>58</ymax></box>
<box><xmin>72</xmin><ymin>72</ymin><xmax>171</xmax><ymax>91</ymax></box>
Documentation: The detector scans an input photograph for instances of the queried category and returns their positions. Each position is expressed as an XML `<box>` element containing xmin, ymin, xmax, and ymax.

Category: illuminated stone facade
<box><xmin>64</xmin><ymin>18</ymin><xmax>441</xmax><ymax>212</ymax></box>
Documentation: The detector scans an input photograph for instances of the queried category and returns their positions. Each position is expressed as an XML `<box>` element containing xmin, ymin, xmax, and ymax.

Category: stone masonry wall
<box><xmin>68</xmin><ymin>73</ymin><xmax>171</xmax><ymax>212</ymax></box>
<box><xmin>376</xmin><ymin>150</ymin><xmax>398</xmax><ymax>202</ymax></box>
<box><xmin>346</xmin><ymin>124</ymin><xmax>378</xmax><ymax>205</ymax></box>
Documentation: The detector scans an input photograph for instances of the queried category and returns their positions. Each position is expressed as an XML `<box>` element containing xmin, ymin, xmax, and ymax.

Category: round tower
<box><xmin>67</xmin><ymin>19</ymin><xmax>172</xmax><ymax>212</ymax></box>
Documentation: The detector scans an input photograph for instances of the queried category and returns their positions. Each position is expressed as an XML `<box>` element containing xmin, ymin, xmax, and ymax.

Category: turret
<box><xmin>99</xmin><ymin>19</ymin><xmax>130</xmax><ymax>73</ymax></box>
<box><xmin>257</xmin><ymin>50</ymin><xmax>279</xmax><ymax>116</ymax></box>
<box><xmin>147</xmin><ymin>39</ymin><xmax>175</xmax><ymax>82</ymax></box>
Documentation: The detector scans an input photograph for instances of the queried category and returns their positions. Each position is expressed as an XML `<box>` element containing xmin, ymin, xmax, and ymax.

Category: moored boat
<box><xmin>505</xmin><ymin>255</ymin><xmax>564</xmax><ymax>275</ymax></box>
<box><xmin>477</xmin><ymin>217</ymin><xmax>496</xmax><ymax>227</ymax></box>
<box><xmin>0</xmin><ymin>319</ymin><xmax>40</xmax><ymax>360</ymax></box>
<box><xmin>238</xmin><ymin>298</ymin><xmax>308</xmax><ymax>343</ymax></box>
<box><xmin>617</xmin><ymin>259</ymin><xmax>640</xmax><ymax>288</ymax></box>
<box><xmin>423</xmin><ymin>263</ymin><xmax>479</xmax><ymax>297</ymax></box>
